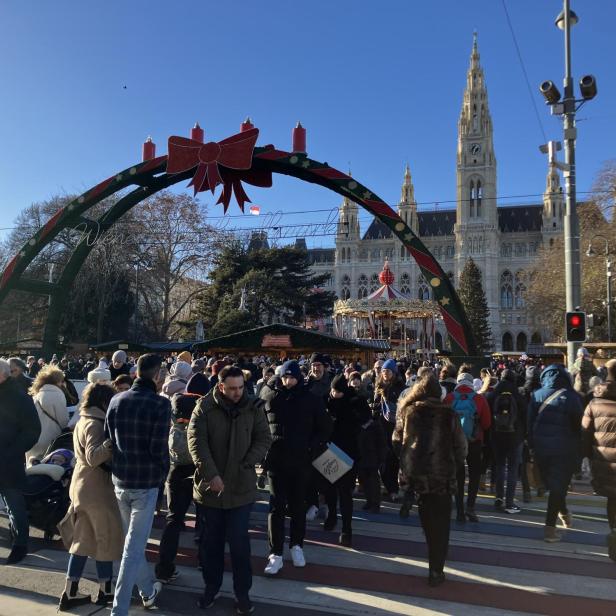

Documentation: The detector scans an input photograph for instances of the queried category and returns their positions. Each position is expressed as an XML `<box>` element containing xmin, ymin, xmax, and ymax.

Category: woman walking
<box><xmin>393</xmin><ymin>373</ymin><xmax>467</xmax><ymax>586</ymax></box>
<box><xmin>373</xmin><ymin>359</ymin><xmax>406</xmax><ymax>501</ymax></box>
<box><xmin>582</xmin><ymin>359</ymin><xmax>616</xmax><ymax>561</ymax></box>
<box><xmin>27</xmin><ymin>365</ymin><xmax>69</xmax><ymax>463</ymax></box>
<box><xmin>57</xmin><ymin>383</ymin><xmax>124</xmax><ymax>610</ymax></box>
<box><xmin>323</xmin><ymin>375</ymin><xmax>371</xmax><ymax>546</ymax></box>
<box><xmin>528</xmin><ymin>365</ymin><xmax>584</xmax><ymax>542</ymax></box>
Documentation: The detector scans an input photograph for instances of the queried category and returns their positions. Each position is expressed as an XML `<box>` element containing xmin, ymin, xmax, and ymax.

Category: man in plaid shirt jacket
<box><xmin>105</xmin><ymin>353</ymin><xmax>171</xmax><ymax>616</ymax></box>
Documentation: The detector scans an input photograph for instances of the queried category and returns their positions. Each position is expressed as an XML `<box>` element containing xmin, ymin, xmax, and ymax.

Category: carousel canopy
<box><xmin>334</xmin><ymin>259</ymin><xmax>441</xmax><ymax>319</ymax></box>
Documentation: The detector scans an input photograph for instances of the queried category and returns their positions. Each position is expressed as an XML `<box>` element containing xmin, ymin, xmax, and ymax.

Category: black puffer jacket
<box><xmin>0</xmin><ymin>378</ymin><xmax>41</xmax><ymax>490</ymax></box>
<box><xmin>582</xmin><ymin>381</ymin><xmax>616</xmax><ymax>498</ymax></box>
<box><xmin>327</xmin><ymin>391</ymin><xmax>371</xmax><ymax>462</ymax></box>
<box><xmin>262</xmin><ymin>381</ymin><xmax>332</xmax><ymax>472</ymax></box>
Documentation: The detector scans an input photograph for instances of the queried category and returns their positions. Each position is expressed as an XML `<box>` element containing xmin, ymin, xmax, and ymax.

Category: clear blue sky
<box><xmin>1</xmin><ymin>0</ymin><xmax>614</xmax><ymax>248</ymax></box>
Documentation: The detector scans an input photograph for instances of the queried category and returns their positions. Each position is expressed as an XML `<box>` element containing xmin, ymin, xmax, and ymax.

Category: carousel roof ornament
<box><xmin>367</xmin><ymin>258</ymin><xmax>406</xmax><ymax>301</ymax></box>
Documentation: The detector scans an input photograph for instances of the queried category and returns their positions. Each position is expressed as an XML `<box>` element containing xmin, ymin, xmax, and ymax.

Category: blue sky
<box><xmin>1</xmin><ymin>0</ymin><xmax>614</xmax><ymax>248</ymax></box>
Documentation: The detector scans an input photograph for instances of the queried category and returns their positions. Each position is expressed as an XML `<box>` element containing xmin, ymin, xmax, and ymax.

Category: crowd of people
<box><xmin>1</xmin><ymin>345</ymin><xmax>616</xmax><ymax>614</ymax></box>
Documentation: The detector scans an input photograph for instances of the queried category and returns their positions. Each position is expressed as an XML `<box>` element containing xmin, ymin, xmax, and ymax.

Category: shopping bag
<box><xmin>526</xmin><ymin>461</ymin><xmax>544</xmax><ymax>490</ymax></box>
<box><xmin>312</xmin><ymin>443</ymin><xmax>354</xmax><ymax>484</ymax></box>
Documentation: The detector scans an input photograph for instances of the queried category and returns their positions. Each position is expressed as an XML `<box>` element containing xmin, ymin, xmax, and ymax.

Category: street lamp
<box><xmin>538</xmin><ymin>1</ymin><xmax>598</xmax><ymax>369</ymax></box>
<box><xmin>586</xmin><ymin>235</ymin><xmax>612</xmax><ymax>343</ymax></box>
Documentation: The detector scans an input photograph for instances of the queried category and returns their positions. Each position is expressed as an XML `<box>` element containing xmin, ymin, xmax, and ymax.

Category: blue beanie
<box><xmin>382</xmin><ymin>359</ymin><xmax>398</xmax><ymax>373</ymax></box>
<box><xmin>280</xmin><ymin>360</ymin><xmax>302</xmax><ymax>381</ymax></box>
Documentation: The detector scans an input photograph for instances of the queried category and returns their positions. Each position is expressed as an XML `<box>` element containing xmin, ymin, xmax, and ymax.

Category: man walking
<box><xmin>261</xmin><ymin>360</ymin><xmax>332</xmax><ymax>575</ymax></box>
<box><xmin>188</xmin><ymin>365</ymin><xmax>271</xmax><ymax>614</ymax></box>
<box><xmin>105</xmin><ymin>354</ymin><xmax>171</xmax><ymax>615</ymax></box>
<box><xmin>0</xmin><ymin>359</ymin><xmax>41</xmax><ymax>565</ymax></box>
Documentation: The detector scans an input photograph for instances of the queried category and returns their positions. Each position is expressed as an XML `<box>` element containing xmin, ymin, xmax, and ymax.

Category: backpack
<box><xmin>169</xmin><ymin>419</ymin><xmax>193</xmax><ymax>466</ymax></box>
<box><xmin>493</xmin><ymin>390</ymin><xmax>518</xmax><ymax>433</ymax></box>
<box><xmin>451</xmin><ymin>391</ymin><xmax>479</xmax><ymax>440</ymax></box>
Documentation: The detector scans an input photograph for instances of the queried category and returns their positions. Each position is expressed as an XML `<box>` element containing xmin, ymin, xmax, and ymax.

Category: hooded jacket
<box><xmin>393</xmin><ymin>378</ymin><xmax>467</xmax><ymax>495</ymax></box>
<box><xmin>527</xmin><ymin>364</ymin><xmax>583</xmax><ymax>456</ymax></box>
<box><xmin>582</xmin><ymin>381</ymin><xmax>616</xmax><ymax>497</ymax></box>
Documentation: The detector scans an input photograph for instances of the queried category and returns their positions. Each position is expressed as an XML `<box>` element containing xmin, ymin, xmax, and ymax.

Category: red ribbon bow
<box><xmin>166</xmin><ymin>128</ymin><xmax>271</xmax><ymax>212</ymax></box>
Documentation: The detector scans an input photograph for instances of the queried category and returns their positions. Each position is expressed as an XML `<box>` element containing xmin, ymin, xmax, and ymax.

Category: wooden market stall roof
<box><xmin>192</xmin><ymin>324</ymin><xmax>390</xmax><ymax>354</ymax></box>
<box><xmin>88</xmin><ymin>340</ymin><xmax>195</xmax><ymax>353</ymax></box>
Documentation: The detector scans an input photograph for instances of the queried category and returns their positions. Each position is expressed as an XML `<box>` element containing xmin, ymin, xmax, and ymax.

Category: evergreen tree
<box><xmin>188</xmin><ymin>240</ymin><xmax>335</xmax><ymax>338</ymax></box>
<box><xmin>457</xmin><ymin>257</ymin><xmax>493</xmax><ymax>353</ymax></box>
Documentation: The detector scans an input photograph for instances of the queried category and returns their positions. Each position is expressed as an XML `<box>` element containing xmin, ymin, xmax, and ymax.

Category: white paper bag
<box><xmin>312</xmin><ymin>443</ymin><xmax>354</xmax><ymax>484</ymax></box>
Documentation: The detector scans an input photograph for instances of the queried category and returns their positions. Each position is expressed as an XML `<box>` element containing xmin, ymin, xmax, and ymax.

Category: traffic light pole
<box><xmin>562</xmin><ymin>0</ymin><xmax>582</xmax><ymax>370</ymax></box>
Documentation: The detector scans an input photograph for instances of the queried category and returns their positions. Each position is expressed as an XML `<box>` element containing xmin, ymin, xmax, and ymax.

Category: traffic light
<box><xmin>565</xmin><ymin>311</ymin><xmax>586</xmax><ymax>342</ymax></box>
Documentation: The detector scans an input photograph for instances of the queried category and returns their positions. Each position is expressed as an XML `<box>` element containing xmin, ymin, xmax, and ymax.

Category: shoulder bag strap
<box><xmin>38</xmin><ymin>400</ymin><xmax>62</xmax><ymax>430</ymax></box>
<box><xmin>537</xmin><ymin>388</ymin><xmax>567</xmax><ymax>416</ymax></box>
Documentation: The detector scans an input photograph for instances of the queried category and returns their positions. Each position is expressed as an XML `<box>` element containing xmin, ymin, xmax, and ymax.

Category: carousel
<box><xmin>333</xmin><ymin>259</ymin><xmax>442</xmax><ymax>356</ymax></box>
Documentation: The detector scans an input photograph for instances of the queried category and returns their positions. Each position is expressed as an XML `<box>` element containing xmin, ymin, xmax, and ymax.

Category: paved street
<box><xmin>1</xmin><ymin>478</ymin><xmax>615</xmax><ymax>616</ymax></box>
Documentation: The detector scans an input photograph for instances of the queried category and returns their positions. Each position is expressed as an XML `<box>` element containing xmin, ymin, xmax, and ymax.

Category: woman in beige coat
<box><xmin>58</xmin><ymin>383</ymin><xmax>124</xmax><ymax>611</ymax></box>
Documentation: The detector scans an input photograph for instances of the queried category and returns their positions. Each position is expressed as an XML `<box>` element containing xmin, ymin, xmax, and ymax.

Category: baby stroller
<box><xmin>22</xmin><ymin>431</ymin><xmax>75</xmax><ymax>541</ymax></box>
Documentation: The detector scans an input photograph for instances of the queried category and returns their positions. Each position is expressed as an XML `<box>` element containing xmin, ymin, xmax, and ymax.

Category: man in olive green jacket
<box><xmin>188</xmin><ymin>365</ymin><xmax>271</xmax><ymax>614</ymax></box>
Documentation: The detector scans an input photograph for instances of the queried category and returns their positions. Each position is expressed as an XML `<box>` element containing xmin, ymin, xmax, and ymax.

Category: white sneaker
<box><xmin>290</xmin><ymin>545</ymin><xmax>306</xmax><ymax>568</ymax></box>
<box><xmin>264</xmin><ymin>554</ymin><xmax>283</xmax><ymax>576</ymax></box>
<box><xmin>141</xmin><ymin>581</ymin><xmax>162</xmax><ymax>608</ymax></box>
<box><xmin>305</xmin><ymin>505</ymin><xmax>319</xmax><ymax>521</ymax></box>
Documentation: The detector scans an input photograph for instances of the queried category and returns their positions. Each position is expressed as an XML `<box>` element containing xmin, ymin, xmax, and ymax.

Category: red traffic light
<box><xmin>565</xmin><ymin>311</ymin><xmax>586</xmax><ymax>342</ymax></box>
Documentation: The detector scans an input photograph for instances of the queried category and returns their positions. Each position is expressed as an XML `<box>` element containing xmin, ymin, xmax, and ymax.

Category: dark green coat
<box><xmin>188</xmin><ymin>387</ymin><xmax>271</xmax><ymax>509</ymax></box>
<box><xmin>0</xmin><ymin>377</ymin><xmax>41</xmax><ymax>489</ymax></box>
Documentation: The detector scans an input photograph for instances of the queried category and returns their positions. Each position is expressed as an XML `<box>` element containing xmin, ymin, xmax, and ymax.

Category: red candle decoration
<box><xmin>292</xmin><ymin>121</ymin><xmax>306</xmax><ymax>153</ymax></box>
<box><xmin>190</xmin><ymin>122</ymin><xmax>204</xmax><ymax>143</ymax></box>
<box><xmin>240</xmin><ymin>117</ymin><xmax>254</xmax><ymax>132</ymax></box>
<box><xmin>142</xmin><ymin>136</ymin><xmax>156</xmax><ymax>161</ymax></box>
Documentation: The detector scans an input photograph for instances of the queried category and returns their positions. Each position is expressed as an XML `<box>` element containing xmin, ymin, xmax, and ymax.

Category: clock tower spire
<box><xmin>456</xmin><ymin>31</ymin><xmax>497</xmax><ymax>228</ymax></box>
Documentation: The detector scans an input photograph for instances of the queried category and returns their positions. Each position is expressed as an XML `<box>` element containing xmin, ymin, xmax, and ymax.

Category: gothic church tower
<box><xmin>397</xmin><ymin>163</ymin><xmax>418</xmax><ymax>234</ymax></box>
<box><xmin>454</xmin><ymin>33</ymin><xmax>500</xmax><ymax>343</ymax></box>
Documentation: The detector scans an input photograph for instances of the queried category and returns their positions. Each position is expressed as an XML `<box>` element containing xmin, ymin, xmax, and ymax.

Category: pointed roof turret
<box><xmin>471</xmin><ymin>31</ymin><xmax>480</xmax><ymax>67</ymax></box>
<box><xmin>399</xmin><ymin>163</ymin><xmax>416</xmax><ymax>205</ymax></box>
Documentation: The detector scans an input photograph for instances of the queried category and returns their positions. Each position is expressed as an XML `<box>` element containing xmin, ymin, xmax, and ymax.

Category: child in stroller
<box><xmin>22</xmin><ymin>433</ymin><xmax>75</xmax><ymax>541</ymax></box>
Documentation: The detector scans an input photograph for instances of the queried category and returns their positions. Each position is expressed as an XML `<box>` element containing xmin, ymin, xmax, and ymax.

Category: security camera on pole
<box><xmin>538</xmin><ymin>1</ymin><xmax>598</xmax><ymax>370</ymax></box>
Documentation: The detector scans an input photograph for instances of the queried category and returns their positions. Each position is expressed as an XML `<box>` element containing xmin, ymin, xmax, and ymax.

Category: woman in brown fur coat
<box><xmin>393</xmin><ymin>373</ymin><xmax>467</xmax><ymax>586</ymax></box>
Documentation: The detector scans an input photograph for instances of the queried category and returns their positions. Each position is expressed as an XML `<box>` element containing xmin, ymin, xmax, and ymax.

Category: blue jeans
<box><xmin>1</xmin><ymin>488</ymin><xmax>29</xmax><ymax>547</ymax></box>
<box><xmin>200</xmin><ymin>504</ymin><xmax>252</xmax><ymax>599</ymax></box>
<box><xmin>67</xmin><ymin>553</ymin><xmax>113</xmax><ymax>581</ymax></box>
<box><xmin>493</xmin><ymin>440</ymin><xmax>523</xmax><ymax>507</ymax></box>
<box><xmin>111</xmin><ymin>487</ymin><xmax>158</xmax><ymax>616</ymax></box>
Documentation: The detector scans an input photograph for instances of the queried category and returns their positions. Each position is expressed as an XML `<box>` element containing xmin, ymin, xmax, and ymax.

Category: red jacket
<box><xmin>445</xmin><ymin>385</ymin><xmax>492</xmax><ymax>443</ymax></box>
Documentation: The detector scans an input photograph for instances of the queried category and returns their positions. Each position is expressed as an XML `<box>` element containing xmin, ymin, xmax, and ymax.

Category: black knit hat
<box><xmin>331</xmin><ymin>374</ymin><xmax>349</xmax><ymax>394</ymax></box>
<box><xmin>310</xmin><ymin>352</ymin><xmax>327</xmax><ymax>365</ymax></box>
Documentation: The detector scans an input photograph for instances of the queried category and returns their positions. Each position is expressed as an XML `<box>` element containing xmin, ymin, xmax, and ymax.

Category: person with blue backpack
<box><xmin>445</xmin><ymin>371</ymin><xmax>492</xmax><ymax>522</ymax></box>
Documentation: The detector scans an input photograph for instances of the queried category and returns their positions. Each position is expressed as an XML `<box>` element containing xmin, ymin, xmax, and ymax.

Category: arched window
<box><xmin>418</xmin><ymin>275</ymin><xmax>430</xmax><ymax>300</ymax></box>
<box><xmin>500</xmin><ymin>270</ymin><xmax>514</xmax><ymax>309</ymax></box>
<box><xmin>514</xmin><ymin>271</ymin><xmax>526</xmax><ymax>309</ymax></box>
<box><xmin>531</xmin><ymin>332</ymin><xmax>542</xmax><ymax>344</ymax></box>
<box><xmin>341</xmin><ymin>275</ymin><xmax>351</xmax><ymax>300</ymax></box>
<box><xmin>476</xmin><ymin>180</ymin><xmax>482</xmax><ymax>217</ymax></box>
<box><xmin>357</xmin><ymin>274</ymin><xmax>368</xmax><ymax>299</ymax></box>
<box><xmin>469</xmin><ymin>180</ymin><xmax>475</xmax><ymax>217</ymax></box>
<box><xmin>516</xmin><ymin>332</ymin><xmax>528</xmax><ymax>352</ymax></box>
<box><xmin>400</xmin><ymin>273</ymin><xmax>411</xmax><ymax>296</ymax></box>
<box><xmin>370</xmin><ymin>273</ymin><xmax>380</xmax><ymax>292</ymax></box>
<box><xmin>502</xmin><ymin>332</ymin><xmax>513</xmax><ymax>351</ymax></box>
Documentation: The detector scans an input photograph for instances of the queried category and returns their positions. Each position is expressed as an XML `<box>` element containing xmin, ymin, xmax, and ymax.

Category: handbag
<box><xmin>312</xmin><ymin>442</ymin><xmax>354</xmax><ymax>484</ymax></box>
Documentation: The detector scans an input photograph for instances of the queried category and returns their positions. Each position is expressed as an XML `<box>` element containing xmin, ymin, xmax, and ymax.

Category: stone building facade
<box><xmin>305</xmin><ymin>35</ymin><xmax>564</xmax><ymax>352</ymax></box>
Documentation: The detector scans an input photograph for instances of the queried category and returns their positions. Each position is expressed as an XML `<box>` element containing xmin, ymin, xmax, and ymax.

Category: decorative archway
<box><xmin>502</xmin><ymin>332</ymin><xmax>513</xmax><ymax>352</ymax></box>
<box><xmin>0</xmin><ymin>125</ymin><xmax>477</xmax><ymax>357</ymax></box>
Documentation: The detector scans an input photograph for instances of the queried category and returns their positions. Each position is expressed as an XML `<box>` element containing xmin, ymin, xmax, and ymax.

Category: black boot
<box><xmin>428</xmin><ymin>570</ymin><xmax>446</xmax><ymax>587</ymax></box>
<box><xmin>323</xmin><ymin>515</ymin><xmax>337</xmax><ymax>532</ymax></box>
<box><xmin>95</xmin><ymin>580</ymin><xmax>114</xmax><ymax>606</ymax></box>
<box><xmin>58</xmin><ymin>581</ymin><xmax>91</xmax><ymax>611</ymax></box>
<box><xmin>5</xmin><ymin>545</ymin><xmax>27</xmax><ymax>565</ymax></box>
<box><xmin>339</xmin><ymin>532</ymin><xmax>352</xmax><ymax>547</ymax></box>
